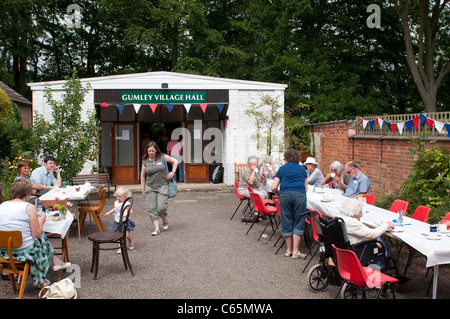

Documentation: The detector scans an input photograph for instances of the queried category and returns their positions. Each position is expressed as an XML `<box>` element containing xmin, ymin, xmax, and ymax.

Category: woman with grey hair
<box><xmin>320</xmin><ymin>160</ymin><xmax>350</xmax><ymax>192</ymax></box>
<box><xmin>259</xmin><ymin>155</ymin><xmax>277</xmax><ymax>193</ymax></box>
<box><xmin>237</xmin><ymin>155</ymin><xmax>269</xmax><ymax>199</ymax></box>
<box><xmin>338</xmin><ymin>198</ymin><xmax>394</xmax><ymax>245</ymax></box>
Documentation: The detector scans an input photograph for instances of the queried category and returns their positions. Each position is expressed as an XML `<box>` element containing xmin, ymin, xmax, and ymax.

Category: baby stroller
<box><xmin>306</xmin><ymin>215</ymin><xmax>400</xmax><ymax>298</ymax></box>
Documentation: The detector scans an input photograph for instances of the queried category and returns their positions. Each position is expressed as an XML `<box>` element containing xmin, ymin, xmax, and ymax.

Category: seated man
<box><xmin>343</xmin><ymin>161</ymin><xmax>371</xmax><ymax>197</ymax></box>
<box><xmin>30</xmin><ymin>155</ymin><xmax>62</xmax><ymax>196</ymax></box>
<box><xmin>237</xmin><ymin>155</ymin><xmax>269</xmax><ymax>199</ymax></box>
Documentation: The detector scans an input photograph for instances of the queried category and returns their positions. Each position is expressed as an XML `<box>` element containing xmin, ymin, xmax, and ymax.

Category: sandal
<box><xmin>292</xmin><ymin>252</ymin><xmax>306</xmax><ymax>259</ymax></box>
<box><xmin>151</xmin><ymin>230</ymin><xmax>160</xmax><ymax>236</ymax></box>
<box><xmin>284</xmin><ymin>250</ymin><xmax>292</xmax><ymax>257</ymax></box>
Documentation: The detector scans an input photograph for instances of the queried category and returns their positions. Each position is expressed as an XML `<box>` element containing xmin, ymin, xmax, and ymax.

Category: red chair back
<box><xmin>411</xmin><ymin>206</ymin><xmax>431</xmax><ymax>223</ymax></box>
<box><xmin>362</xmin><ymin>194</ymin><xmax>376</xmax><ymax>205</ymax></box>
<box><xmin>274</xmin><ymin>198</ymin><xmax>281</xmax><ymax>217</ymax></box>
<box><xmin>309</xmin><ymin>211</ymin><xmax>323</xmax><ymax>243</ymax></box>
<box><xmin>235</xmin><ymin>182</ymin><xmax>247</xmax><ymax>200</ymax></box>
<box><xmin>440</xmin><ymin>213</ymin><xmax>450</xmax><ymax>225</ymax></box>
<box><xmin>332</xmin><ymin>244</ymin><xmax>369</xmax><ymax>289</ymax></box>
<box><xmin>388</xmin><ymin>200</ymin><xmax>409</xmax><ymax>215</ymax></box>
<box><xmin>249</xmin><ymin>189</ymin><xmax>276</xmax><ymax>215</ymax></box>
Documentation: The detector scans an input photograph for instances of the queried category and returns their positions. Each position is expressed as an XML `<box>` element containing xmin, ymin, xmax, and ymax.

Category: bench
<box><xmin>234</xmin><ymin>163</ymin><xmax>248</xmax><ymax>182</ymax></box>
<box><xmin>72</xmin><ymin>173</ymin><xmax>117</xmax><ymax>197</ymax></box>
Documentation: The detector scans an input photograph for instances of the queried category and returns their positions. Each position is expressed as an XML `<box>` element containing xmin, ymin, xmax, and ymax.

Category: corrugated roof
<box><xmin>0</xmin><ymin>81</ymin><xmax>32</xmax><ymax>106</ymax></box>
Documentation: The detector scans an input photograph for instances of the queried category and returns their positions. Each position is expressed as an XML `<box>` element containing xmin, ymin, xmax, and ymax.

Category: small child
<box><xmin>104</xmin><ymin>187</ymin><xmax>135</xmax><ymax>253</ymax></box>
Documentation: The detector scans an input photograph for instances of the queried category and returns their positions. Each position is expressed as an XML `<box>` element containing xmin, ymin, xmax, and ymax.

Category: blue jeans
<box><xmin>172</xmin><ymin>155</ymin><xmax>184</xmax><ymax>182</ymax></box>
<box><xmin>279</xmin><ymin>191</ymin><xmax>307</xmax><ymax>237</ymax></box>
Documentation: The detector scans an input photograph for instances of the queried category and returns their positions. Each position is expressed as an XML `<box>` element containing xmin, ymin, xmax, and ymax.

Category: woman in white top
<box><xmin>338</xmin><ymin>198</ymin><xmax>394</xmax><ymax>245</ymax></box>
<box><xmin>304</xmin><ymin>157</ymin><xmax>324</xmax><ymax>187</ymax></box>
<box><xmin>0</xmin><ymin>179</ymin><xmax>70</xmax><ymax>286</ymax></box>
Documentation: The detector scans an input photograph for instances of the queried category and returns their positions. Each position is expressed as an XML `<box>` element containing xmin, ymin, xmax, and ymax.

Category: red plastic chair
<box><xmin>411</xmin><ymin>206</ymin><xmax>431</xmax><ymax>222</ymax></box>
<box><xmin>302</xmin><ymin>210</ymin><xmax>323</xmax><ymax>273</ymax></box>
<box><xmin>231</xmin><ymin>182</ymin><xmax>250</xmax><ymax>220</ymax></box>
<box><xmin>246</xmin><ymin>189</ymin><xmax>277</xmax><ymax>239</ymax></box>
<box><xmin>440</xmin><ymin>212</ymin><xmax>450</xmax><ymax>225</ymax></box>
<box><xmin>362</xmin><ymin>194</ymin><xmax>376</xmax><ymax>205</ymax></box>
<box><xmin>332</xmin><ymin>244</ymin><xmax>398</xmax><ymax>299</ymax></box>
<box><xmin>388</xmin><ymin>200</ymin><xmax>409</xmax><ymax>215</ymax></box>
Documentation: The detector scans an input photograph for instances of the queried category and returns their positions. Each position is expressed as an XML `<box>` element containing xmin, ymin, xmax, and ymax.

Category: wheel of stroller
<box><xmin>375</xmin><ymin>282</ymin><xmax>396</xmax><ymax>299</ymax></box>
<box><xmin>340</xmin><ymin>282</ymin><xmax>361</xmax><ymax>299</ymax></box>
<box><xmin>306</xmin><ymin>263</ymin><xmax>330</xmax><ymax>293</ymax></box>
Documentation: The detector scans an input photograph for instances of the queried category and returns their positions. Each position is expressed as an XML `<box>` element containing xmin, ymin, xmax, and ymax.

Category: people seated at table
<box><xmin>343</xmin><ymin>161</ymin><xmax>371</xmax><ymax>197</ymax></box>
<box><xmin>320</xmin><ymin>161</ymin><xmax>351</xmax><ymax>192</ymax></box>
<box><xmin>16</xmin><ymin>160</ymin><xmax>38</xmax><ymax>195</ymax></box>
<box><xmin>258</xmin><ymin>155</ymin><xmax>277</xmax><ymax>193</ymax></box>
<box><xmin>0</xmin><ymin>179</ymin><xmax>70</xmax><ymax>286</ymax></box>
<box><xmin>30</xmin><ymin>155</ymin><xmax>62</xmax><ymax>196</ymax></box>
<box><xmin>303</xmin><ymin>157</ymin><xmax>324</xmax><ymax>187</ymax></box>
<box><xmin>338</xmin><ymin>198</ymin><xmax>394</xmax><ymax>268</ymax></box>
<box><xmin>271</xmin><ymin>150</ymin><xmax>308</xmax><ymax>259</ymax></box>
<box><xmin>238</xmin><ymin>155</ymin><xmax>269</xmax><ymax>199</ymax></box>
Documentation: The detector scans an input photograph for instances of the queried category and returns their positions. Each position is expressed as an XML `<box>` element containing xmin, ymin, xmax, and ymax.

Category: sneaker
<box><xmin>129</xmin><ymin>243</ymin><xmax>135</xmax><ymax>250</ymax></box>
<box><xmin>151</xmin><ymin>230</ymin><xmax>160</xmax><ymax>236</ymax></box>
<box><xmin>163</xmin><ymin>223</ymin><xmax>169</xmax><ymax>231</ymax></box>
<box><xmin>116</xmin><ymin>249</ymin><xmax>122</xmax><ymax>254</ymax></box>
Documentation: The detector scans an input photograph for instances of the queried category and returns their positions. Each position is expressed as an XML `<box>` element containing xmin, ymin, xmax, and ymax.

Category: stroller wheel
<box><xmin>340</xmin><ymin>282</ymin><xmax>360</xmax><ymax>299</ymax></box>
<box><xmin>306</xmin><ymin>263</ymin><xmax>330</xmax><ymax>293</ymax></box>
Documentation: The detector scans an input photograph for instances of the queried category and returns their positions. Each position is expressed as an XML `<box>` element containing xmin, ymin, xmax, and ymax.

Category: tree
<box><xmin>32</xmin><ymin>68</ymin><xmax>101</xmax><ymax>183</ymax></box>
<box><xmin>394</xmin><ymin>0</ymin><xmax>450</xmax><ymax>112</ymax></box>
<box><xmin>245</xmin><ymin>94</ymin><xmax>284</xmax><ymax>156</ymax></box>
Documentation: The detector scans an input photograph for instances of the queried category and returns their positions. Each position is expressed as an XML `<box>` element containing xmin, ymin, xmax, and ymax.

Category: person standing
<box><xmin>30</xmin><ymin>156</ymin><xmax>61</xmax><ymax>196</ymax></box>
<box><xmin>271</xmin><ymin>150</ymin><xmax>308</xmax><ymax>259</ymax></box>
<box><xmin>167</xmin><ymin>137</ymin><xmax>184</xmax><ymax>182</ymax></box>
<box><xmin>140</xmin><ymin>141</ymin><xmax>178</xmax><ymax>235</ymax></box>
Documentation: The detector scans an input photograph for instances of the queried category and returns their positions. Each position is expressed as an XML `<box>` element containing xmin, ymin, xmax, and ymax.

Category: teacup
<box><xmin>439</xmin><ymin>224</ymin><xmax>447</xmax><ymax>232</ymax></box>
<box><xmin>330</xmin><ymin>173</ymin><xmax>336</xmax><ymax>178</ymax></box>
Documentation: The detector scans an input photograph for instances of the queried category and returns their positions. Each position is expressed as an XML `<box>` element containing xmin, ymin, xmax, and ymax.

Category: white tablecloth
<box><xmin>43</xmin><ymin>211</ymin><xmax>74</xmax><ymax>239</ymax></box>
<box><xmin>39</xmin><ymin>184</ymin><xmax>95</xmax><ymax>201</ymax></box>
<box><xmin>306</xmin><ymin>189</ymin><xmax>450</xmax><ymax>268</ymax></box>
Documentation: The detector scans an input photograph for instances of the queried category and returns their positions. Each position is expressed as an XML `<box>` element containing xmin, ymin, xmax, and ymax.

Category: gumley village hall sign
<box><xmin>121</xmin><ymin>91</ymin><xmax>206</xmax><ymax>104</ymax></box>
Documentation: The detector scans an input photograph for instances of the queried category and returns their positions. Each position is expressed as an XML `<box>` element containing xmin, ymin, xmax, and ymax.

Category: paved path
<box><xmin>1</xmin><ymin>185</ymin><xmax>449</xmax><ymax>302</ymax></box>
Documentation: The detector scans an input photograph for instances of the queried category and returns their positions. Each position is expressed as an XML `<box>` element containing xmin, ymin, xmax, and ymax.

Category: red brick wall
<box><xmin>309</xmin><ymin>121</ymin><xmax>450</xmax><ymax>196</ymax></box>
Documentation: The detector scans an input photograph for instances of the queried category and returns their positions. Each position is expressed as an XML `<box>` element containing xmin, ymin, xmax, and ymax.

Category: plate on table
<box><xmin>316</xmin><ymin>188</ymin><xmax>326</xmax><ymax>193</ymax></box>
<box><xmin>422</xmin><ymin>232</ymin><xmax>440</xmax><ymax>237</ymax></box>
<box><xmin>320</xmin><ymin>197</ymin><xmax>333</xmax><ymax>202</ymax></box>
<box><xmin>426</xmin><ymin>235</ymin><xmax>441</xmax><ymax>240</ymax></box>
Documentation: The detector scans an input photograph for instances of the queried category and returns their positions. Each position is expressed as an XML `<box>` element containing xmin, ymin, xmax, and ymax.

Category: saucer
<box><xmin>391</xmin><ymin>228</ymin><xmax>404</xmax><ymax>232</ymax></box>
<box><xmin>426</xmin><ymin>235</ymin><xmax>441</xmax><ymax>240</ymax></box>
<box><xmin>320</xmin><ymin>198</ymin><xmax>333</xmax><ymax>202</ymax></box>
<box><xmin>422</xmin><ymin>232</ymin><xmax>440</xmax><ymax>237</ymax></box>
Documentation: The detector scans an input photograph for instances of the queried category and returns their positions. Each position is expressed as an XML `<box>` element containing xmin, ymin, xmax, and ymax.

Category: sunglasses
<box><xmin>346</xmin><ymin>167</ymin><xmax>353</xmax><ymax>174</ymax></box>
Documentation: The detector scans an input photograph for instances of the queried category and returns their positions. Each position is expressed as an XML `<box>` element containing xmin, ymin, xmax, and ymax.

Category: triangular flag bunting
<box><xmin>362</xmin><ymin>120</ymin><xmax>368</xmax><ymax>129</ymax></box>
<box><xmin>397</xmin><ymin>122</ymin><xmax>404</xmax><ymax>135</ymax></box>
<box><xmin>385</xmin><ymin>121</ymin><xmax>391</xmax><ymax>131</ymax></box>
<box><xmin>200</xmin><ymin>104</ymin><xmax>207</xmax><ymax>113</ymax></box>
<box><xmin>217</xmin><ymin>104</ymin><xmax>225</xmax><ymax>114</ymax></box>
<box><xmin>101</xmin><ymin>102</ymin><xmax>108</xmax><ymax>107</ymax></box>
<box><xmin>117</xmin><ymin>104</ymin><xmax>125</xmax><ymax>115</ymax></box>
<box><xmin>413</xmin><ymin>116</ymin><xmax>420</xmax><ymax>130</ymax></box>
<box><xmin>435</xmin><ymin>121</ymin><xmax>444</xmax><ymax>134</ymax></box>
<box><xmin>359</xmin><ymin>117</ymin><xmax>363</xmax><ymax>124</ymax></box>
<box><xmin>377</xmin><ymin>118</ymin><xmax>384</xmax><ymax>129</ymax></box>
<box><xmin>149</xmin><ymin>104</ymin><xmax>158</xmax><ymax>113</ymax></box>
<box><xmin>390</xmin><ymin>123</ymin><xmax>396</xmax><ymax>135</ymax></box>
<box><xmin>369</xmin><ymin>120</ymin><xmax>375</xmax><ymax>131</ymax></box>
<box><xmin>184</xmin><ymin>104</ymin><xmax>192</xmax><ymax>113</ymax></box>
<box><xmin>133</xmin><ymin>104</ymin><xmax>141</xmax><ymax>113</ymax></box>
<box><xmin>374</xmin><ymin>118</ymin><xmax>379</xmax><ymax>125</ymax></box>
<box><xmin>426</xmin><ymin>117</ymin><xmax>434</xmax><ymax>128</ymax></box>
<box><xmin>445</xmin><ymin>124</ymin><xmax>450</xmax><ymax>138</ymax></box>
<box><xmin>405</xmin><ymin>120</ymin><xmax>413</xmax><ymax>132</ymax></box>
<box><xmin>166</xmin><ymin>104</ymin><xmax>174</xmax><ymax>113</ymax></box>
<box><xmin>420</xmin><ymin>113</ymin><xmax>427</xmax><ymax>126</ymax></box>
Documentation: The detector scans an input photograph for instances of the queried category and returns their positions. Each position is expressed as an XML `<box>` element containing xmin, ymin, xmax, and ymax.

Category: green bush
<box><xmin>376</xmin><ymin>141</ymin><xmax>450</xmax><ymax>224</ymax></box>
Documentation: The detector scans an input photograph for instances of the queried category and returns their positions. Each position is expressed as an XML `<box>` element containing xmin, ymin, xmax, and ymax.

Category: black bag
<box><xmin>240</xmin><ymin>212</ymin><xmax>259</xmax><ymax>223</ymax></box>
<box><xmin>212</xmin><ymin>165</ymin><xmax>224</xmax><ymax>184</ymax></box>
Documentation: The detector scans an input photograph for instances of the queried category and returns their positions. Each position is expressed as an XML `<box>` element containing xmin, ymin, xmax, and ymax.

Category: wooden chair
<box><xmin>88</xmin><ymin>198</ymin><xmax>135</xmax><ymax>280</ymax></box>
<box><xmin>0</xmin><ymin>230</ymin><xmax>42</xmax><ymax>299</ymax></box>
<box><xmin>78</xmin><ymin>187</ymin><xmax>107</xmax><ymax>236</ymax></box>
<box><xmin>234</xmin><ymin>163</ymin><xmax>248</xmax><ymax>182</ymax></box>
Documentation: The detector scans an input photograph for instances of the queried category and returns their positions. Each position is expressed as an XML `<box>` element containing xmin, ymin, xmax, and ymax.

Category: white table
<box><xmin>40</xmin><ymin>184</ymin><xmax>95</xmax><ymax>242</ymax></box>
<box><xmin>306</xmin><ymin>188</ymin><xmax>449</xmax><ymax>299</ymax></box>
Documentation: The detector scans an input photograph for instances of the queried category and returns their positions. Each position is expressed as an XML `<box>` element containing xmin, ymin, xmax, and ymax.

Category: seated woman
<box><xmin>16</xmin><ymin>160</ymin><xmax>38</xmax><ymax>196</ymax></box>
<box><xmin>303</xmin><ymin>157</ymin><xmax>324</xmax><ymax>187</ymax></box>
<box><xmin>0</xmin><ymin>179</ymin><xmax>71</xmax><ymax>286</ymax></box>
<box><xmin>258</xmin><ymin>155</ymin><xmax>277</xmax><ymax>194</ymax></box>
<box><xmin>338</xmin><ymin>198</ymin><xmax>394</xmax><ymax>268</ymax></box>
<box><xmin>320</xmin><ymin>161</ymin><xmax>351</xmax><ymax>193</ymax></box>
<box><xmin>237</xmin><ymin>155</ymin><xmax>269</xmax><ymax>199</ymax></box>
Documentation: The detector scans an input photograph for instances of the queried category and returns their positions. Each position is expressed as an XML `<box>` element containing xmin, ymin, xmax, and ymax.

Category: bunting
<box><xmin>100</xmin><ymin>102</ymin><xmax>229</xmax><ymax>116</ymax></box>
<box><xmin>359</xmin><ymin>113</ymin><xmax>450</xmax><ymax>138</ymax></box>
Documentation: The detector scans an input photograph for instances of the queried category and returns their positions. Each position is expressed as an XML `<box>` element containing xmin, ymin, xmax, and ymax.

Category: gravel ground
<box><xmin>1</xmin><ymin>189</ymin><xmax>449</xmax><ymax>304</ymax></box>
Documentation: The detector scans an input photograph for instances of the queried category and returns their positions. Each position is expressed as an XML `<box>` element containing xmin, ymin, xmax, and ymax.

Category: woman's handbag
<box><xmin>38</xmin><ymin>278</ymin><xmax>77</xmax><ymax>299</ymax></box>
<box><xmin>162</xmin><ymin>155</ymin><xmax>177</xmax><ymax>198</ymax></box>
